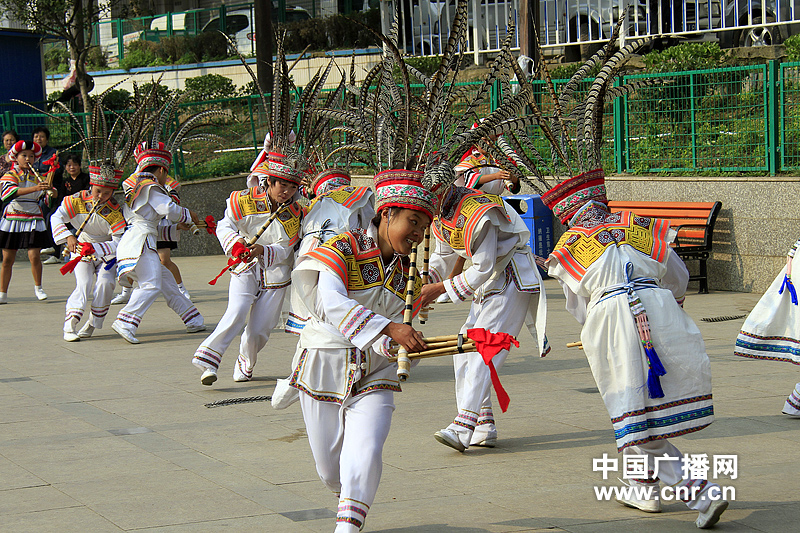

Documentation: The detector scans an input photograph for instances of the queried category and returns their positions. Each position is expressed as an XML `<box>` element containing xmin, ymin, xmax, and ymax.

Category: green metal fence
<box><xmin>780</xmin><ymin>62</ymin><xmax>800</xmax><ymax>171</ymax></box>
<box><xmin>12</xmin><ymin>61</ymin><xmax>800</xmax><ymax>180</ymax></box>
<box><xmin>622</xmin><ymin>64</ymin><xmax>771</xmax><ymax>173</ymax></box>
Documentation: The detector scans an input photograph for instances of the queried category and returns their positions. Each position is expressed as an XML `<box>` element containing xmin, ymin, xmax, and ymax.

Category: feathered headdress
<box><xmin>227</xmin><ymin>30</ymin><xmax>337</xmax><ymax>186</ymax></box>
<box><xmin>135</xmin><ymin>91</ymin><xmax>227</xmax><ymax>172</ymax></box>
<box><xmin>14</xmin><ymin>80</ymin><xmax>160</xmax><ymax>188</ymax></box>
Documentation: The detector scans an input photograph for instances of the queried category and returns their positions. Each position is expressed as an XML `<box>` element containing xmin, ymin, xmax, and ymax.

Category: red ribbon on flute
<box><xmin>204</xmin><ymin>215</ymin><xmax>217</xmax><ymax>235</ymax></box>
<box><xmin>59</xmin><ymin>242</ymin><xmax>97</xmax><ymax>275</ymax></box>
<box><xmin>467</xmin><ymin>328</ymin><xmax>519</xmax><ymax>413</ymax></box>
<box><xmin>208</xmin><ymin>241</ymin><xmax>248</xmax><ymax>285</ymax></box>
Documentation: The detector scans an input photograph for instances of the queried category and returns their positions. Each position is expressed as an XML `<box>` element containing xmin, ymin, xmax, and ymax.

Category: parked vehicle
<box><xmin>201</xmin><ymin>5</ymin><xmax>311</xmax><ymax>54</ymax></box>
<box><xmin>718</xmin><ymin>0</ymin><xmax>800</xmax><ymax>47</ymax></box>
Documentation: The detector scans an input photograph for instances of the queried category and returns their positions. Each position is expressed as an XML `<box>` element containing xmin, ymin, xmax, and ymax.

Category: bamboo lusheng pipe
<box><xmin>28</xmin><ymin>165</ymin><xmax>56</xmax><ymax>197</ymax></box>
<box><xmin>388</xmin><ymin>343</ymin><xmax>477</xmax><ymax>361</ymax></box>
<box><xmin>566</xmin><ymin>341</ymin><xmax>583</xmax><ymax>349</ymax></box>
<box><xmin>388</xmin><ymin>338</ymin><xmax>465</xmax><ymax>354</ymax></box>
<box><xmin>396</xmin><ymin>245</ymin><xmax>418</xmax><ymax>381</ymax></box>
<box><xmin>62</xmin><ymin>202</ymin><xmax>104</xmax><ymax>257</ymax></box>
<box><xmin>419</xmin><ymin>228</ymin><xmax>431</xmax><ymax>324</ymax></box>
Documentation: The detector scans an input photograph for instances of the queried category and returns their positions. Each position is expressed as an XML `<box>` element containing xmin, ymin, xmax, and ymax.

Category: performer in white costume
<box><xmin>112</xmin><ymin>143</ymin><xmax>205</xmax><ymax>344</ymax></box>
<box><xmin>419</xmin><ymin>183</ymin><xmax>548</xmax><ymax>451</ymax></box>
<box><xmin>271</xmin><ymin>169</ymin><xmax>375</xmax><ymax>408</ymax></box>
<box><xmin>735</xmin><ymin>237</ymin><xmax>800</xmax><ymax>417</ymax></box>
<box><xmin>289</xmin><ymin>169</ymin><xmax>434</xmax><ymax>533</ymax></box>
<box><xmin>191</xmin><ymin>155</ymin><xmax>305</xmax><ymax>385</ymax></box>
<box><xmin>543</xmin><ymin>170</ymin><xmax>728</xmax><ymax>528</ymax></box>
<box><xmin>52</xmin><ymin>174</ymin><xmax>126</xmax><ymax>341</ymax></box>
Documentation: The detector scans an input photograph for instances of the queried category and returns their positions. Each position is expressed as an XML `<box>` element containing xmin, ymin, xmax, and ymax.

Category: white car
<box><xmin>201</xmin><ymin>5</ymin><xmax>311</xmax><ymax>55</ymax></box>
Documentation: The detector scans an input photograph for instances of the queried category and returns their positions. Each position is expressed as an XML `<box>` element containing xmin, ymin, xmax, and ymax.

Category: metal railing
<box><xmin>10</xmin><ymin>61</ymin><xmax>800</xmax><ymax>180</ymax></box>
<box><xmin>393</xmin><ymin>0</ymin><xmax>800</xmax><ymax>63</ymax></box>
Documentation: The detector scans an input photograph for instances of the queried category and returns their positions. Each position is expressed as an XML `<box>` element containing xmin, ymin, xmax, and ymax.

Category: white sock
<box><xmin>0</xmin><ymin>292</ymin><xmax>6</xmax><ymax>298</ymax></box>
<box><xmin>35</xmin><ymin>285</ymin><xmax>43</xmax><ymax>291</ymax></box>
<box><xmin>177</xmin><ymin>283</ymin><xmax>186</xmax><ymax>291</ymax></box>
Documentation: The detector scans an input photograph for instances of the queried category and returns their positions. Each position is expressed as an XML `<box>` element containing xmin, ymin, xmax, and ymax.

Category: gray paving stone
<box><xmin>0</xmin><ymin>255</ymin><xmax>796</xmax><ymax>531</ymax></box>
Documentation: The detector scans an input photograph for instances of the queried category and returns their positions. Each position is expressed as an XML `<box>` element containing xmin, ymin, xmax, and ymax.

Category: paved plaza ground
<box><xmin>1</xmin><ymin>255</ymin><xmax>798</xmax><ymax>532</ymax></box>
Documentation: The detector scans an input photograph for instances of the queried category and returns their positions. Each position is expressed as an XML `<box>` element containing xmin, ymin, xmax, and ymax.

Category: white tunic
<box><xmin>116</xmin><ymin>173</ymin><xmax>191</xmax><ymax>284</ymax></box>
<box><xmin>288</xmin><ymin>225</ymin><xmax>420</xmax><ymax>403</ymax></box>
<box><xmin>432</xmin><ymin>187</ymin><xmax>547</xmax><ymax>356</ymax></box>
<box><xmin>547</xmin><ymin>207</ymin><xmax>714</xmax><ymax>450</ymax></box>
<box><xmin>51</xmin><ymin>190</ymin><xmax>126</xmax><ymax>262</ymax></box>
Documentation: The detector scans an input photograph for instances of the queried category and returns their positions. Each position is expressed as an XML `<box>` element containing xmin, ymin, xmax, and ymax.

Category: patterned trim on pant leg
<box><xmin>65</xmin><ymin>309</ymin><xmax>83</xmax><ymax>324</ymax></box>
<box><xmin>236</xmin><ymin>355</ymin><xmax>253</xmax><ymax>378</ymax></box>
<box><xmin>91</xmin><ymin>305</ymin><xmax>109</xmax><ymax>319</ymax></box>
<box><xmin>476</xmin><ymin>406</ymin><xmax>494</xmax><ymax>426</ymax></box>
<box><xmin>180</xmin><ymin>306</ymin><xmax>202</xmax><ymax>326</ymax></box>
<box><xmin>453</xmin><ymin>409</ymin><xmax>478</xmax><ymax>431</ymax></box>
<box><xmin>193</xmin><ymin>346</ymin><xmax>223</xmax><ymax>371</ymax></box>
<box><xmin>337</xmin><ymin>497</ymin><xmax>369</xmax><ymax>531</ymax></box>
<box><xmin>116</xmin><ymin>311</ymin><xmax>141</xmax><ymax>328</ymax></box>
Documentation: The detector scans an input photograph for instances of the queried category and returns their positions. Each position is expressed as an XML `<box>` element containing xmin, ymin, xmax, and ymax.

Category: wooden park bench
<box><xmin>607</xmin><ymin>201</ymin><xmax>722</xmax><ymax>294</ymax></box>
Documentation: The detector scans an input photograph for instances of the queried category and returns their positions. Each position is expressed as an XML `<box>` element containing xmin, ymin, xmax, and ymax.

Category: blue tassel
<box><xmin>779</xmin><ymin>275</ymin><xmax>798</xmax><ymax>305</ymax></box>
<box><xmin>104</xmin><ymin>258</ymin><xmax>117</xmax><ymax>271</ymax></box>
<box><xmin>647</xmin><ymin>369</ymin><xmax>665</xmax><ymax>399</ymax></box>
<box><xmin>643</xmin><ymin>341</ymin><xmax>666</xmax><ymax>399</ymax></box>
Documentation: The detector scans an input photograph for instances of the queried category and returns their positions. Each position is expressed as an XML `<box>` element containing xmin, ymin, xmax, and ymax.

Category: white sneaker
<box><xmin>434</xmin><ymin>428</ymin><xmax>467</xmax><ymax>452</ymax></box>
<box><xmin>110</xmin><ymin>292</ymin><xmax>130</xmax><ymax>305</ymax></box>
<box><xmin>201</xmin><ymin>368</ymin><xmax>217</xmax><ymax>386</ymax></box>
<box><xmin>470</xmin><ymin>432</ymin><xmax>498</xmax><ymax>448</ymax></box>
<box><xmin>615</xmin><ymin>480</ymin><xmax>662</xmax><ymax>513</ymax></box>
<box><xmin>78</xmin><ymin>323</ymin><xmax>95</xmax><ymax>338</ymax></box>
<box><xmin>186</xmin><ymin>323</ymin><xmax>207</xmax><ymax>333</ymax></box>
<box><xmin>42</xmin><ymin>256</ymin><xmax>60</xmax><ymax>264</ymax></box>
<box><xmin>696</xmin><ymin>499</ymin><xmax>728</xmax><ymax>529</ymax></box>
<box><xmin>34</xmin><ymin>287</ymin><xmax>47</xmax><ymax>300</ymax></box>
<box><xmin>0</xmin><ymin>292</ymin><xmax>7</xmax><ymax>304</ymax></box>
<box><xmin>40</xmin><ymin>247</ymin><xmax>55</xmax><ymax>255</ymax></box>
<box><xmin>233</xmin><ymin>357</ymin><xmax>253</xmax><ymax>382</ymax></box>
<box><xmin>63</xmin><ymin>331</ymin><xmax>80</xmax><ymax>342</ymax></box>
<box><xmin>111</xmin><ymin>320</ymin><xmax>139</xmax><ymax>344</ymax></box>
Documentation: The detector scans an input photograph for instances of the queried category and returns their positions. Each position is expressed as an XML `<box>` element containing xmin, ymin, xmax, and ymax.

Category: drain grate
<box><xmin>204</xmin><ymin>395</ymin><xmax>272</xmax><ymax>408</ymax></box>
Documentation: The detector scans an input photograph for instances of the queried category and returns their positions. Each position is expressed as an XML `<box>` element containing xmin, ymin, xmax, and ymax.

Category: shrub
<box><xmin>642</xmin><ymin>42</ymin><xmax>727</xmax><ymax>73</ymax></box>
<box><xmin>86</xmin><ymin>46</ymin><xmax>108</xmax><ymax>70</ymax></box>
<box><xmin>183</xmin><ymin>74</ymin><xmax>239</xmax><ymax>101</ymax></box>
<box><xmin>786</xmin><ymin>34</ymin><xmax>800</xmax><ymax>62</ymax></box>
<box><xmin>120</xmin><ymin>40</ymin><xmax>159</xmax><ymax>69</ymax></box>
<box><xmin>44</xmin><ymin>46</ymin><xmax>70</xmax><ymax>73</ymax></box>
<box><xmin>101</xmin><ymin>88</ymin><xmax>131</xmax><ymax>110</ymax></box>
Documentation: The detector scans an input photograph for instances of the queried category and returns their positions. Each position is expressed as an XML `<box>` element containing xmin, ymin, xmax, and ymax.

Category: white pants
<box><xmin>64</xmin><ymin>258</ymin><xmax>116</xmax><ymax>331</ymax></box>
<box><xmin>623</xmin><ymin>439</ymin><xmax>718</xmax><ymax>512</ymax></box>
<box><xmin>115</xmin><ymin>249</ymin><xmax>202</xmax><ymax>333</ymax></box>
<box><xmin>300</xmin><ymin>390</ymin><xmax>395</xmax><ymax>533</ymax></box>
<box><xmin>784</xmin><ymin>382</ymin><xmax>800</xmax><ymax>415</ymax></box>
<box><xmin>446</xmin><ymin>285</ymin><xmax>536</xmax><ymax>446</ymax></box>
<box><xmin>191</xmin><ymin>269</ymin><xmax>286</xmax><ymax>376</ymax></box>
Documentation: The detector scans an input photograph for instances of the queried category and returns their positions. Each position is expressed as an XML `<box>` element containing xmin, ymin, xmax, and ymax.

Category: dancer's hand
<box><xmin>66</xmin><ymin>235</ymin><xmax>79</xmax><ymax>254</ymax></box>
<box><xmin>420</xmin><ymin>282</ymin><xmax>445</xmax><ymax>308</ymax></box>
<box><xmin>383</xmin><ymin>323</ymin><xmax>427</xmax><ymax>353</ymax></box>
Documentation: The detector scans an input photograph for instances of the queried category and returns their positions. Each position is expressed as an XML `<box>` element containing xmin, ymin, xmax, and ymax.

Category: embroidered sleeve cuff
<box><xmin>220</xmin><ymin>232</ymin><xmax>242</xmax><ymax>255</ymax></box>
<box><xmin>339</xmin><ymin>304</ymin><xmax>391</xmax><ymax>351</ymax></box>
<box><xmin>52</xmin><ymin>224</ymin><xmax>72</xmax><ymax>244</ymax></box>
<box><xmin>444</xmin><ymin>274</ymin><xmax>475</xmax><ymax>302</ymax></box>
<box><xmin>1</xmin><ymin>185</ymin><xmax>18</xmax><ymax>201</ymax></box>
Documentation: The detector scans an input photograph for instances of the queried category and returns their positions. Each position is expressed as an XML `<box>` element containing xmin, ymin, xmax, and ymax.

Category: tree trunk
<box><xmin>70</xmin><ymin>0</ymin><xmax>92</xmax><ymax>128</ymax></box>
